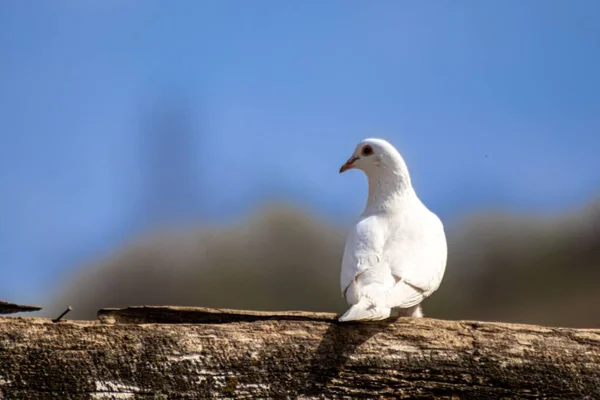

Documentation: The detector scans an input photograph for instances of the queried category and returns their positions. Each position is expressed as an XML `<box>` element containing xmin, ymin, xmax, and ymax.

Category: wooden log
<box><xmin>0</xmin><ymin>306</ymin><xmax>599</xmax><ymax>399</ymax></box>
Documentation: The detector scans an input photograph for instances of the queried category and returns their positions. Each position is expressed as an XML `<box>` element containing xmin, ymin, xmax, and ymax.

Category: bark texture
<box><xmin>0</xmin><ymin>306</ymin><xmax>599</xmax><ymax>399</ymax></box>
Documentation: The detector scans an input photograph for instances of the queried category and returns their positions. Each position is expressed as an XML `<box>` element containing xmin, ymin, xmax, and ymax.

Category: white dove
<box><xmin>338</xmin><ymin>138</ymin><xmax>447</xmax><ymax>322</ymax></box>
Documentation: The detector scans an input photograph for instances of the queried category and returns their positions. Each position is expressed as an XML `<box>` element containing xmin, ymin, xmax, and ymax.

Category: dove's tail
<box><xmin>338</xmin><ymin>299</ymin><xmax>391</xmax><ymax>322</ymax></box>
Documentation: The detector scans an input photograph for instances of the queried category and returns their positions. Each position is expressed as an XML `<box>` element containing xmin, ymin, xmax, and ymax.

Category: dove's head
<box><xmin>340</xmin><ymin>138</ymin><xmax>414</xmax><ymax>209</ymax></box>
<box><xmin>339</xmin><ymin>138</ymin><xmax>410</xmax><ymax>181</ymax></box>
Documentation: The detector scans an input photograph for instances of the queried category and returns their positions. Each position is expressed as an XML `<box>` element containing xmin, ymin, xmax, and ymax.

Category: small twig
<box><xmin>52</xmin><ymin>306</ymin><xmax>72</xmax><ymax>323</ymax></box>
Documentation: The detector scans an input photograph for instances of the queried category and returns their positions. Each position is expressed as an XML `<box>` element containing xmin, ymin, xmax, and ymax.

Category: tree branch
<box><xmin>0</xmin><ymin>300</ymin><xmax>41</xmax><ymax>315</ymax></box>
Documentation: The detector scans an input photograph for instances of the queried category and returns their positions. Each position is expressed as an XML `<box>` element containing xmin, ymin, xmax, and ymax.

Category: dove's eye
<box><xmin>361</xmin><ymin>145</ymin><xmax>374</xmax><ymax>156</ymax></box>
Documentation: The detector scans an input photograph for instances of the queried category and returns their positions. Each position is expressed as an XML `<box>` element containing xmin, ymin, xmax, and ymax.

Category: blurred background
<box><xmin>1</xmin><ymin>1</ymin><xmax>599</xmax><ymax>328</ymax></box>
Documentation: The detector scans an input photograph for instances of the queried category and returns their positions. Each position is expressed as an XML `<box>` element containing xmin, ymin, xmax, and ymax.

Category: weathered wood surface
<box><xmin>0</xmin><ymin>301</ymin><xmax>41</xmax><ymax>315</ymax></box>
<box><xmin>0</xmin><ymin>307</ymin><xmax>599</xmax><ymax>399</ymax></box>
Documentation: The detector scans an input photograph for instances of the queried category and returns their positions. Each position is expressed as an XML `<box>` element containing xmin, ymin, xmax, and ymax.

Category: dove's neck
<box><xmin>364</xmin><ymin>169</ymin><xmax>414</xmax><ymax>214</ymax></box>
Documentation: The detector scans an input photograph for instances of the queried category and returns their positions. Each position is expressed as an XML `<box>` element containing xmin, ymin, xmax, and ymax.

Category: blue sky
<box><xmin>1</xmin><ymin>1</ymin><xmax>599</xmax><ymax>302</ymax></box>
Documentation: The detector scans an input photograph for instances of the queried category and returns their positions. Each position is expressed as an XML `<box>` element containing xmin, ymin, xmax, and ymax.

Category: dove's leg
<box><xmin>411</xmin><ymin>305</ymin><xmax>423</xmax><ymax>318</ymax></box>
<box><xmin>394</xmin><ymin>304</ymin><xmax>423</xmax><ymax>318</ymax></box>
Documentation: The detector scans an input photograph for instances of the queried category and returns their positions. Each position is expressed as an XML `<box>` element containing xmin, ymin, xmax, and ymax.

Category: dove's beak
<box><xmin>339</xmin><ymin>156</ymin><xmax>359</xmax><ymax>173</ymax></box>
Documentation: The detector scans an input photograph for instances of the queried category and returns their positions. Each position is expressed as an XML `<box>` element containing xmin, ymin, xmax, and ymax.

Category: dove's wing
<box><xmin>340</xmin><ymin>215</ymin><xmax>386</xmax><ymax>299</ymax></box>
<box><xmin>385</xmin><ymin>207</ymin><xmax>447</xmax><ymax>309</ymax></box>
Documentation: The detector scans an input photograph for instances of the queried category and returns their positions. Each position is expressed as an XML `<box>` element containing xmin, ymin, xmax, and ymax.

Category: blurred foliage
<box><xmin>46</xmin><ymin>200</ymin><xmax>600</xmax><ymax>328</ymax></box>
